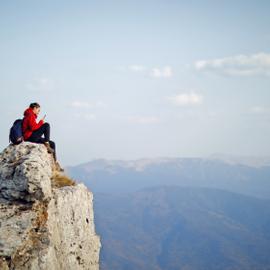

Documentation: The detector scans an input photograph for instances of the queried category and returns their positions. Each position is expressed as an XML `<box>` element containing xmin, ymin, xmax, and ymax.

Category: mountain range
<box><xmin>66</xmin><ymin>157</ymin><xmax>270</xmax><ymax>199</ymax></box>
<box><xmin>66</xmin><ymin>156</ymin><xmax>270</xmax><ymax>269</ymax></box>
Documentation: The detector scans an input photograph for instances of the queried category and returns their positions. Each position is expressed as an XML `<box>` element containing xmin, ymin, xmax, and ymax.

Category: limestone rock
<box><xmin>0</xmin><ymin>142</ymin><xmax>54</xmax><ymax>202</ymax></box>
<box><xmin>0</xmin><ymin>142</ymin><xmax>101</xmax><ymax>270</ymax></box>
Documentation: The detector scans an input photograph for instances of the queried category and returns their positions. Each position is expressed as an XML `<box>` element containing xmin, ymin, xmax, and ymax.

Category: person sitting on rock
<box><xmin>22</xmin><ymin>102</ymin><xmax>63</xmax><ymax>171</ymax></box>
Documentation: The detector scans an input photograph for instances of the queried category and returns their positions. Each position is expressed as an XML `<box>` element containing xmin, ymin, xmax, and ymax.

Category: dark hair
<box><xmin>29</xmin><ymin>102</ymin><xmax>40</xmax><ymax>109</ymax></box>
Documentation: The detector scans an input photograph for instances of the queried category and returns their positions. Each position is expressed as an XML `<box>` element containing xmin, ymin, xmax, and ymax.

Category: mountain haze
<box><xmin>66</xmin><ymin>157</ymin><xmax>270</xmax><ymax>199</ymax></box>
<box><xmin>95</xmin><ymin>186</ymin><xmax>270</xmax><ymax>270</ymax></box>
<box><xmin>67</xmin><ymin>157</ymin><xmax>270</xmax><ymax>269</ymax></box>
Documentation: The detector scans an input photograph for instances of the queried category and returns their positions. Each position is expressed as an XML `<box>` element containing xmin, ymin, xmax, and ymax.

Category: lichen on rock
<box><xmin>0</xmin><ymin>142</ymin><xmax>101</xmax><ymax>270</ymax></box>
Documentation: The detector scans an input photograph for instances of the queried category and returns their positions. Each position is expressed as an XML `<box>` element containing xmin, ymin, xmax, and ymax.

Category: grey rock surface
<box><xmin>0</xmin><ymin>142</ymin><xmax>101</xmax><ymax>270</ymax></box>
<box><xmin>0</xmin><ymin>142</ymin><xmax>53</xmax><ymax>202</ymax></box>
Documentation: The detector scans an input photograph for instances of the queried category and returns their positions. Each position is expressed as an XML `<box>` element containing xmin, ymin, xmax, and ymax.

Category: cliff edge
<box><xmin>0</xmin><ymin>142</ymin><xmax>101</xmax><ymax>270</ymax></box>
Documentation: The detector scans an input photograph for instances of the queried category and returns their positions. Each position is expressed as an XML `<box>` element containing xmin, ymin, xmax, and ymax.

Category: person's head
<box><xmin>29</xmin><ymin>102</ymin><xmax>41</xmax><ymax>115</ymax></box>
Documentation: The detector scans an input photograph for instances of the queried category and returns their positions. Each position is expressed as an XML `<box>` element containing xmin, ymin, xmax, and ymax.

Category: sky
<box><xmin>0</xmin><ymin>0</ymin><xmax>270</xmax><ymax>166</ymax></box>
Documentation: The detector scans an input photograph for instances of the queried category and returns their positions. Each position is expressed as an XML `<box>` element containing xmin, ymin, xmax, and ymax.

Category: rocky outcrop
<box><xmin>0</xmin><ymin>142</ymin><xmax>101</xmax><ymax>270</ymax></box>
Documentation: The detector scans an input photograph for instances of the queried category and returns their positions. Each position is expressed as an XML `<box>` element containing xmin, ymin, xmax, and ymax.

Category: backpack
<box><xmin>9</xmin><ymin>119</ymin><xmax>24</xmax><ymax>145</ymax></box>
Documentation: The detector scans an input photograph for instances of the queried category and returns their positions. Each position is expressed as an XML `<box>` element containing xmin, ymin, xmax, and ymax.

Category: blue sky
<box><xmin>0</xmin><ymin>0</ymin><xmax>270</xmax><ymax>166</ymax></box>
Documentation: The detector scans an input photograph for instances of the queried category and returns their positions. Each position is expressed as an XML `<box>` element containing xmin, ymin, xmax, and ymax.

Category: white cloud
<box><xmin>95</xmin><ymin>101</ymin><xmax>107</xmax><ymax>108</ymax></box>
<box><xmin>128</xmin><ymin>116</ymin><xmax>160</xmax><ymax>124</ymax></box>
<box><xmin>74</xmin><ymin>112</ymin><xmax>96</xmax><ymax>120</ymax></box>
<box><xmin>70</xmin><ymin>100</ymin><xmax>107</xmax><ymax>109</ymax></box>
<box><xmin>124</xmin><ymin>64</ymin><xmax>173</xmax><ymax>78</ymax></box>
<box><xmin>150</xmin><ymin>66</ymin><xmax>173</xmax><ymax>78</ymax></box>
<box><xmin>194</xmin><ymin>52</ymin><xmax>270</xmax><ymax>76</ymax></box>
<box><xmin>128</xmin><ymin>65</ymin><xmax>146</xmax><ymax>72</ymax></box>
<box><xmin>167</xmin><ymin>92</ymin><xmax>203</xmax><ymax>106</ymax></box>
<box><xmin>71</xmin><ymin>101</ymin><xmax>91</xmax><ymax>108</ymax></box>
<box><xmin>250</xmin><ymin>106</ymin><xmax>270</xmax><ymax>114</ymax></box>
<box><xmin>26</xmin><ymin>77</ymin><xmax>54</xmax><ymax>92</ymax></box>
<box><xmin>84</xmin><ymin>113</ymin><xmax>96</xmax><ymax>120</ymax></box>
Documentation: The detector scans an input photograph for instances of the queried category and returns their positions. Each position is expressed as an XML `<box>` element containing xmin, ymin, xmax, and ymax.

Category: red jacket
<box><xmin>22</xmin><ymin>107</ymin><xmax>44</xmax><ymax>140</ymax></box>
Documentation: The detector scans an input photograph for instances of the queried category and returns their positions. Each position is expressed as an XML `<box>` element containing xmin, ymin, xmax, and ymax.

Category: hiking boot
<box><xmin>44</xmin><ymin>141</ymin><xmax>55</xmax><ymax>154</ymax></box>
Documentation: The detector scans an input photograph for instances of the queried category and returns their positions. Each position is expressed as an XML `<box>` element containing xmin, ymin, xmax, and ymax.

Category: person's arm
<box><xmin>28</xmin><ymin>114</ymin><xmax>44</xmax><ymax>131</ymax></box>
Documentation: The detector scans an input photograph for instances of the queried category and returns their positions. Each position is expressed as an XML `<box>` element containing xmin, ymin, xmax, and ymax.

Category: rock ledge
<box><xmin>0</xmin><ymin>142</ymin><xmax>101</xmax><ymax>270</ymax></box>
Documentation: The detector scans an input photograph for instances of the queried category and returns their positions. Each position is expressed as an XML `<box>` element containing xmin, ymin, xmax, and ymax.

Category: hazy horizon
<box><xmin>65</xmin><ymin>152</ymin><xmax>270</xmax><ymax>170</ymax></box>
<box><xmin>1</xmin><ymin>1</ymin><xmax>270</xmax><ymax>166</ymax></box>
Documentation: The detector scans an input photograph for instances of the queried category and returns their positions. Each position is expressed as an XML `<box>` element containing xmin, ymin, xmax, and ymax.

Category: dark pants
<box><xmin>26</xmin><ymin>123</ymin><xmax>57</xmax><ymax>161</ymax></box>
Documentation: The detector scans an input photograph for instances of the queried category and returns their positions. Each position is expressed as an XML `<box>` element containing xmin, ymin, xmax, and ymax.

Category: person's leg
<box><xmin>49</xmin><ymin>140</ymin><xmax>57</xmax><ymax>161</ymax></box>
<box><xmin>27</xmin><ymin>123</ymin><xmax>55</xmax><ymax>155</ymax></box>
<box><xmin>49</xmin><ymin>140</ymin><xmax>63</xmax><ymax>171</ymax></box>
<box><xmin>42</xmin><ymin>123</ymin><xmax>50</xmax><ymax>142</ymax></box>
<box><xmin>27</xmin><ymin>123</ymin><xmax>50</xmax><ymax>143</ymax></box>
